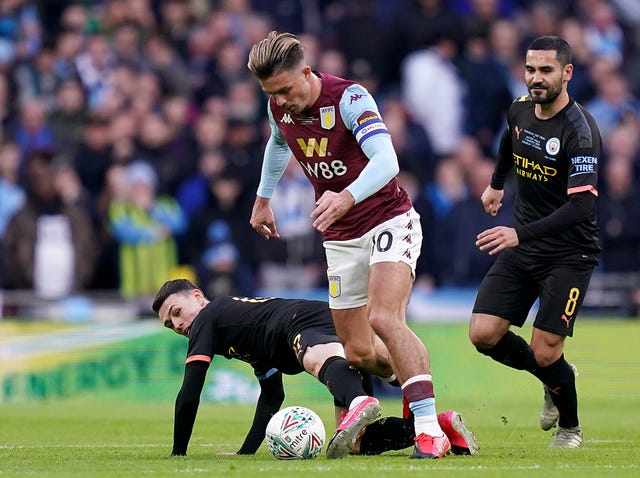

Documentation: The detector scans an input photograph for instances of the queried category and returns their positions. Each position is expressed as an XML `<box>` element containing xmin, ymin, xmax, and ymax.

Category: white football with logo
<box><xmin>265</xmin><ymin>406</ymin><xmax>325</xmax><ymax>459</ymax></box>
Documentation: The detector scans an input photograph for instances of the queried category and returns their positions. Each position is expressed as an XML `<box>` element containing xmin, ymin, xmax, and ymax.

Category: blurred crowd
<box><xmin>0</xmin><ymin>0</ymin><xmax>639</xmax><ymax>315</ymax></box>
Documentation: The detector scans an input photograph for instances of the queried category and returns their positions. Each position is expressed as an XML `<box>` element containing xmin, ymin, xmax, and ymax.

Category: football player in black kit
<box><xmin>469</xmin><ymin>36</ymin><xmax>602</xmax><ymax>448</ymax></box>
<box><xmin>153</xmin><ymin>279</ymin><xmax>478</xmax><ymax>458</ymax></box>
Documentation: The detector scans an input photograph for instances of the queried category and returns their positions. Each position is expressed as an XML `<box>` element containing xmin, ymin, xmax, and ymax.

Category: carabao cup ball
<box><xmin>265</xmin><ymin>406</ymin><xmax>325</xmax><ymax>459</ymax></box>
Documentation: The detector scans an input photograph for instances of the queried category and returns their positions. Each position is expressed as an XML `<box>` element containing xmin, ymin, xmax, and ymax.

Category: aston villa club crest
<box><xmin>328</xmin><ymin>275</ymin><xmax>341</xmax><ymax>298</ymax></box>
<box><xmin>320</xmin><ymin>106</ymin><xmax>335</xmax><ymax>130</ymax></box>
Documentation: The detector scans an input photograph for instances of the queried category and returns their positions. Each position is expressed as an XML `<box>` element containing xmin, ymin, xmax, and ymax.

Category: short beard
<box><xmin>529</xmin><ymin>85</ymin><xmax>561</xmax><ymax>104</ymax></box>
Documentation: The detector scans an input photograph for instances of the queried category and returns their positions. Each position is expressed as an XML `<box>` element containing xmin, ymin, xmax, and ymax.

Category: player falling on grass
<box><xmin>153</xmin><ymin>279</ymin><xmax>478</xmax><ymax>458</ymax></box>
<box><xmin>246</xmin><ymin>31</ymin><xmax>450</xmax><ymax>459</ymax></box>
<box><xmin>469</xmin><ymin>36</ymin><xmax>602</xmax><ymax>448</ymax></box>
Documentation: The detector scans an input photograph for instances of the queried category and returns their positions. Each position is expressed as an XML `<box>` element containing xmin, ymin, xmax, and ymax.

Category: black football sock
<box><xmin>476</xmin><ymin>330</ymin><xmax>539</xmax><ymax>374</ymax></box>
<box><xmin>358</xmin><ymin>417</ymin><xmax>414</xmax><ymax>455</ymax></box>
<box><xmin>318</xmin><ymin>356</ymin><xmax>367</xmax><ymax>409</ymax></box>
<box><xmin>359</xmin><ymin>370</ymin><xmax>375</xmax><ymax>396</ymax></box>
<box><xmin>534</xmin><ymin>355</ymin><xmax>579</xmax><ymax>428</ymax></box>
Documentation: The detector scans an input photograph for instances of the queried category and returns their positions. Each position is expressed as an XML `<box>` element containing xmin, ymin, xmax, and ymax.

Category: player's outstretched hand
<box><xmin>250</xmin><ymin>196</ymin><xmax>280</xmax><ymax>240</ymax></box>
<box><xmin>476</xmin><ymin>226</ymin><xmax>519</xmax><ymax>255</ymax></box>
<box><xmin>311</xmin><ymin>190</ymin><xmax>355</xmax><ymax>233</ymax></box>
<box><xmin>480</xmin><ymin>185</ymin><xmax>504</xmax><ymax>216</ymax></box>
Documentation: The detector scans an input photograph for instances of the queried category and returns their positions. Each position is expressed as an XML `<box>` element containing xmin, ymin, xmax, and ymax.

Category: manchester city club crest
<box><xmin>545</xmin><ymin>137</ymin><xmax>560</xmax><ymax>156</ymax></box>
<box><xmin>320</xmin><ymin>106</ymin><xmax>335</xmax><ymax>130</ymax></box>
<box><xmin>328</xmin><ymin>275</ymin><xmax>341</xmax><ymax>298</ymax></box>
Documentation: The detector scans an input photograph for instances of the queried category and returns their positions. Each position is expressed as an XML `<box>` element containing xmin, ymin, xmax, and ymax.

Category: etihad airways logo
<box><xmin>513</xmin><ymin>153</ymin><xmax>557</xmax><ymax>182</ymax></box>
<box><xmin>280</xmin><ymin>113</ymin><xmax>294</xmax><ymax>124</ymax></box>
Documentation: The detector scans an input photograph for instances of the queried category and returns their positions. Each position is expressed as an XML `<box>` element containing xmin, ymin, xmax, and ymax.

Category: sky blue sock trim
<box><xmin>409</xmin><ymin>397</ymin><xmax>436</xmax><ymax>418</ymax></box>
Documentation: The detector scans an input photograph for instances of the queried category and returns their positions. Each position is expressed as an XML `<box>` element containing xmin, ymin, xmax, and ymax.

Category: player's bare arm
<box><xmin>480</xmin><ymin>186</ymin><xmax>504</xmax><ymax>217</ymax></box>
<box><xmin>250</xmin><ymin>195</ymin><xmax>280</xmax><ymax>240</ymax></box>
<box><xmin>476</xmin><ymin>226</ymin><xmax>519</xmax><ymax>255</ymax></box>
<box><xmin>310</xmin><ymin>190</ymin><xmax>355</xmax><ymax>233</ymax></box>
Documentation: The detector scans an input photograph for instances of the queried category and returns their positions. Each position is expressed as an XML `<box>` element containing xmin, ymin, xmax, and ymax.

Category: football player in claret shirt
<box><xmin>153</xmin><ymin>279</ymin><xmax>479</xmax><ymax>458</ymax></box>
<box><xmin>247</xmin><ymin>30</ymin><xmax>452</xmax><ymax>459</ymax></box>
<box><xmin>470</xmin><ymin>36</ymin><xmax>602</xmax><ymax>449</ymax></box>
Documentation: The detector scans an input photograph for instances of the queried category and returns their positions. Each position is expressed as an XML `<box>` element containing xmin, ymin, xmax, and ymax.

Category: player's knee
<box><xmin>531</xmin><ymin>346</ymin><xmax>563</xmax><ymax>367</ymax></box>
<box><xmin>344</xmin><ymin>347</ymin><xmax>376</xmax><ymax>370</ymax></box>
<box><xmin>367</xmin><ymin>310</ymin><xmax>402</xmax><ymax>341</ymax></box>
<box><xmin>469</xmin><ymin>315</ymin><xmax>501</xmax><ymax>350</ymax></box>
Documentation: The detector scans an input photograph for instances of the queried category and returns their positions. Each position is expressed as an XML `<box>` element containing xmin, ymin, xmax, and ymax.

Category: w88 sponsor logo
<box><xmin>299</xmin><ymin>159</ymin><xmax>347</xmax><ymax>179</ymax></box>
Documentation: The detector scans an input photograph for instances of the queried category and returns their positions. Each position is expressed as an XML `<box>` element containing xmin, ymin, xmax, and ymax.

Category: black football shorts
<box><xmin>472</xmin><ymin>249</ymin><xmax>596</xmax><ymax>336</ymax></box>
<box><xmin>287</xmin><ymin>301</ymin><xmax>340</xmax><ymax>364</ymax></box>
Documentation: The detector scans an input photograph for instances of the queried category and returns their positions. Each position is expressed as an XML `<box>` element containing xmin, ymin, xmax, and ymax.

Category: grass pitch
<box><xmin>1</xmin><ymin>319</ymin><xmax>639</xmax><ymax>477</ymax></box>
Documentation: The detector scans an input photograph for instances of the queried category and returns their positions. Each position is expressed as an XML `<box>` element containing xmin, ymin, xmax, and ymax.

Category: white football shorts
<box><xmin>323</xmin><ymin>208</ymin><xmax>422</xmax><ymax>309</ymax></box>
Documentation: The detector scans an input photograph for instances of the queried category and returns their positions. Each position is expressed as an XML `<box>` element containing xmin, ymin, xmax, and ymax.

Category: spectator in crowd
<box><xmin>223</xmin><ymin>117</ymin><xmax>263</xmax><ymax>192</ymax></box>
<box><xmin>12</xmin><ymin>98</ymin><xmax>55</xmax><ymax>173</ymax></box>
<box><xmin>0</xmin><ymin>0</ymin><xmax>42</xmax><ymax>67</ymax></box>
<box><xmin>594</xmin><ymin>153</ymin><xmax>640</xmax><ymax>317</ymax></box>
<box><xmin>111</xmin><ymin>20</ymin><xmax>146</xmax><ymax>70</ymax></box>
<box><xmin>185</xmin><ymin>25</ymin><xmax>226</xmax><ymax>104</ymax></box>
<box><xmin>57</xmin><ymin>2</ymin><xmax>90</xmax><ymax>34</ymax></box>
<box><xmin>144</xmin><ymin>33</ymin><xmax>191</xmax><ymax>97</ymax></box>
<box><xmin>1</xmin><ymin>150</ymin><xmax>97</xmax><ymax>298</ymax></box>
<box><xmin>382</xmin><ymin>98</ymin><xmax>437</xmax><ymax>184</ymax></box>
<box><xmin>0</xmin><ymin>73</ymin><xmax>15</xmax><ymax>135</ymax></box>
<box><xmin>323</xmin><ymin>0</ymin><xmax>389</xmax><ymax>92</ymax></box>
<box><xmin>75</xmin><ymin>34</ymin><xmax>117</xmax><ymax>111</ymax></box>
<box><xmin>13</xmin><ymin>42</ymin><xmax>58</xmax><ymax>111</ymax></box>
<box><xmin>158</xmin><ymin>0</ymin><xmax>193</xmax><ymax>59</ymax></box>
<box><xmin>586</xmin><ymin>69</ymin><xmax>640</xmax><ymax>137</ymax></box>
<box><xmin>603</xmin><ymin>120</ymin><xmax>640</xmax><ymax>179</ymax></box>
<box><xmin>214</xmin><ymin>39</ymin><xmax>252</xmax><ymax>91</ymax></box>
<box><xmin>127</xmin><ymin>70</ymin><xmax>163</xmax><ymax>121</ymax></box>
<box><xmin>109</xmin><ymin>109</ymin><xmax>138</xmax><ymax>165</ymax></box>
<box><xmin>317</xmin><ymin>48</ymin><xmax>348</xmax><ymax>78</ymax></box>
<box><xmin>254</xmin><ymin>159</ymin><xmax>325</xmax><ymax>292</ymax></box>
<box><xmin>452</xmin><ymin>135</ymin><xmax>488</xmax><ymax>171</ymax></box>
<box><xmin>518</xmin><ymin>1</ymin><xmax>562</xmax><ymax>52</ymax></box>
<box><xmin>582</xmin><ymin>0</ymin><xmax>625</xmax><ymax>68</ymax></box>
<box><xmin>162</xmin><ymin>94</ymin><xmax>196</xmax><ymax>157</ymax></box>
<box><xmin>488</xmin><ymin>18</ymin><xmax>528</xmax><ymax>98</ymax></box>
<box><xmin>559</xmin><ymin>17</ymin><xmax>596</xmax><ymax>104</ymax></box>
<box><xmin>71</xmin><ymin>113</ymin><xmax>112</xmax><ymax>201</ymax></box>
<box><xmin>401</xmin><ymin>27</ymin><xmax>465</xmax><ymax>157</ymax></box>
<box><xmin>51</xmin><ymin>28</ymin><xmax>83</xmax><ymax>83</ymax></box>
<box><xmin>447</xmin><ymin>158</ymin><xmax>513</xmax><ymax>286</ymax></box>
<box><xmin>193</xmin><ymin>111</ymin><xmax>227</xmax><ymax>158</ymax></box>
<box><xmin>175</xmin><ymin>149</ymin><xmax>225</xmax><ymax>221</ymax></box>
<box><xmin>413</xmin><ymin>158</ymin><xmax>470</xmax><ymax>289</ymax></box>
<box><xmin>226</xmin><ymin>78</ymin><xmax>263</xmax><ymax>124</ymax></box>
<box><xmin>134</xmin><ymin>111</ymin><xmax>191</xmax><ymax>195</ymax></box>
<box><xmin>184</xmin><ymin>166</ymin><xmax>256</xmax><ymax>298</ymax></box>
<box><xmin>457</xmin><ymin>0</ymin><xmax>515</xmax><ymax>36</ymax></box>
<box><xmin>93</xmin><ymin>163</ymin><xmax>128</xmax><ymax>290</ymax></box>
<box><xmin>597</xmin><ymin>157</ymin><xmax>640</xmax><ymax>274</ymax></box>
<box><xmin>457</xmin><ymin>25</ymin><xmax>513</xmax><ymax>155</ymax></box>
<box><xmin>108</xmin><ymin>160</ymin><xmax>186</xmax><ymax>309</ymax></box>
<box><xmin>387</xmin><ymin>0</ymin><xmax>462</xmax><ymax>88</ymax></box>
<box><xmin>0</xmin><ymin>141</ymin><xmax>25</xmax><ymax>238</ymax></box>
<box><xmin>48</xmin><ymin>79</ymin><xmax>90</xmax><ymax>156</ymax></box>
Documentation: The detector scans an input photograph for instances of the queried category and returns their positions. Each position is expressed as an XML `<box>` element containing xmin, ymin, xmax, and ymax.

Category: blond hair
<box><xmin>247</xmin><ymin>31</ymin><xmax>305</xmax><ymax>80</ymax></box>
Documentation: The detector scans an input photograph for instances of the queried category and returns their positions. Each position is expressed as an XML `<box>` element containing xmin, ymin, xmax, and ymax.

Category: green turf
<box><xmin>1</xmin><ymin>319</ymin><xmax>639</xmax><ymax>477</ymax></box>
